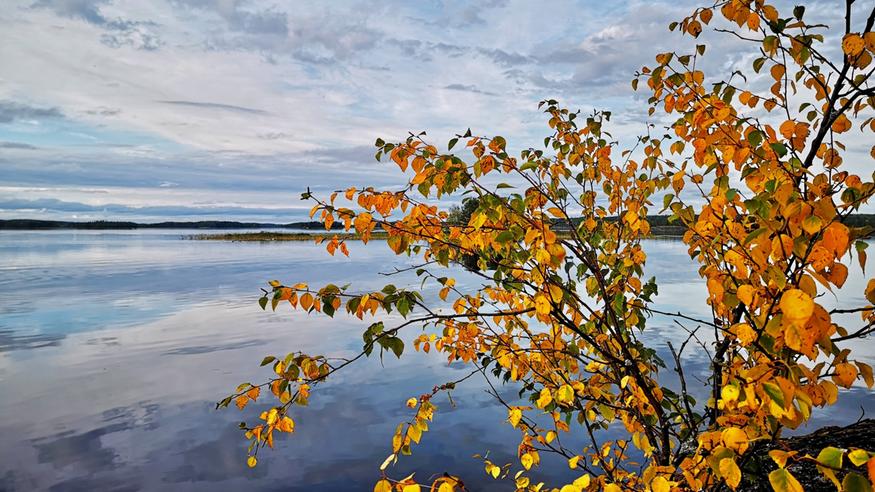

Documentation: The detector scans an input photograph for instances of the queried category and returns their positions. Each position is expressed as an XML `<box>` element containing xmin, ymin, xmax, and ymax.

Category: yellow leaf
<box><xmin>574</xmin><ymin>474</ymin><xmax>591</xmax><ymax>488</ymax></box>
<box><xmin>556</xmin><ymin>384</ymin><xmax>575</xmax><ymax>405</ymax></box>
<box><xmin>721</xmin><ymin>427</ymin><xmax>748</xmax><ymax>453</ymax></box>
<box><xmin>406</xmin><ymin>397</ymin><xmax>418</xmax><ymax>408</ymax></box>
<box><xmin>849</xmin><ymin>449</ymin><xmax>871</xmax><ymax>467</ymax></box>
<box><xmin>402</xmin><ymin>483</ymin><xmax>421</xmax><ymax>492</ymax></box>
<box><xmin>769</xmin><ymin>450</ymin><xmax>792</xmax><ymax>468</ymax></box>
<box><xmin>247</xmin><ymin>456</ymin><xmax>257</xmax><ymax>468</ymax></box>
<box><xmin>721</xmin><ymin>384</ymin><xmax>740</xmax><ymax>402</ymax></box>
<box><xmin>857</xmin><ymin>362</ymin><xmax>874</xmax><ymax>389</ymax></box>
<box><xmin>508</xmin><ymin>408</ymin><xmax>522</xmax><ymax>428</ymax></box>
<box><xmin>547</xmin><ymin>207</ymin><xmax>565</xmax><ymax>218</ymax></box>
<box><xmin>802</xmin><ymin>215</ymin><xmax>823</xmax><ymax>235</ymax></box>
<box><xmin>769</xmin><ymin>468</ymin><xmax>803</xmax><ymax>492</ymax></box>
<box><xmin>548</xmin><ymin>284</ymin><xmax>564</xmax><ymax>303</ymax></box>
<box><xmin>536</xmin><ymin>388</ymin><xmax>553</xmax><ymax>408</ymax></box>
<box><xmin>568</xmin><ymin>455</ymin><xmax>581</xmax><ymax>469</ymax></box>
<box><xmin>719</xmin><ymin>458</ymin><xmax>741</xmax><ymax>489</ymax></box>
<box><xmin>437</xmin><ymin>482</ymin><xmax>454</xmax><ymax>492</ymax></box>
<box><xmin>266</xmin><ymin>408</ymin><xmax>278</xmax><ymax>425</ymax></box>
<box><xmin>779</xmin><ymin>289</ymin><xmax>814</xmax><ymax>323</ymax></box>
<box><xmin>380</xmin><ymin>453</ymin><xmax>396</xmax><ymax>471</ymax></box>
<box><xmin>374</xmin><ymin>480</ymin><xmax>392</xmax><ymax>492</ymax></box>
<box><xmin>521</xmin><ymin>452</ymin><xmax>534</xmax><ymax>470</ymax></box>
<box><xmin>732</xmin><ymin>323</ymin><xmax>757</xmax><ymax>346</ymax></box>
<box><xmin>407</xmin><ymin>423</ymin><xmax>423</xmax><ymax>443</ymax></box>
<box><xmin>605</xmin><ymin>484</ymin><xmax>622</xmax><ymax>492</ymax></box>
<box><xmin>737</xmin><ymin>285</ymin><xmax>755</xmax><ymax>305</ymax></box>
<box><xmin>534</xmin><ymin>293</ymin><xmax>552</xmax><ymax>316</ymax></box>
<box><xmin>652</xmin><ymin>475</ymin><xmax>671</xmax><ymax>492</ymax></box>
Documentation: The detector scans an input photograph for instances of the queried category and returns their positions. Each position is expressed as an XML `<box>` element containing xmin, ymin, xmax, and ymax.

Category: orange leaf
<box><xmin>779</xmin><ymin>289</ymin><xmax>814</xmax><ymax>323</ymax></box>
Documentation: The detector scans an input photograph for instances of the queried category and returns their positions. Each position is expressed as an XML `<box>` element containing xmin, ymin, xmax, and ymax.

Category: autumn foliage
<box><xmin>220</xmin><ymin>1</ymin><xmax>875</xmax><ymax>490</ymax></box>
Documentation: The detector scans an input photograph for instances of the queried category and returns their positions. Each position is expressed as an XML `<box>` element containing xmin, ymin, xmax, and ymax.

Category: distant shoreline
<box><xmin>3</xmin><ymin>215</ymin><xmax>873</xmax><ymax>239</ymax></box>
<box><xmin>0</xmin><ymin>219</ymin><xmax>337</xmax><ymax>230</ymax></box>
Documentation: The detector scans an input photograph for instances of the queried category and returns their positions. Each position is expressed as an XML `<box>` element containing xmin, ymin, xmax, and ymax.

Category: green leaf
<box><xmin>384</xmin><ymin>337</ymin><xmax>404</xmax><ymax>358</ymax></box>
<box><xmin>753</xmin><ymin>57</ymin><xmax>766</xmax><ymax>73</ymax></box>
<box><xmin>816</xmin><ymin>446</ymin><xmax>844</xmax><ymax>489</ymax></box>
<box><xmin>770</xmin><ymin>142</ymin><xmax>788</xmax><ymax>157</ymax></box>
<box><xmin>258</xmin><ymin>297</ymin><xmax>268</xmax><ymax>310</ymax></box>
<box><xmin>763</xmin><ymin>382</ymin><xmax>785</xmax><ymax>407</ymax></box>
<box><xmin>843</xmin><ymin>472</ymin><xmax>874</xmax><ymax>492</ymax></box>
<box><xmin>817</xmin><ymin>447</ymin><xmax>843</xmax><ymax>469</ymax></box>
<box><xmin>397</xmin><ymin>296</ymin><xmax>410</xmax><ymax>317</ymax></box>
<box><xmin>744</xmin><ymin>227</ymin><xmax>768</xmax><ymax>245</ymax></box>
<box><xmin>260</xmin><ymin>356</ymin><xmax>276</xmax><ymax>366</ymax></box>
<box><xmin>793</xmin><ymin>6</ymin><xmax>805</xmax><ymax>20</ymax></box>
<box><xmin>448</xmin><ymin>137</ymin><xmax>458</xmax><ymax>150</ymax></box>
<box><xmin>662</xmin><ymin>193</ymin><xmax>674</xmax><ymax>211</ymax></box>
<box><xmin>495</xmin><ymin>230</ymin><xmax>515</xmax><ymax>243</ymax></box>
<box><xmin>747</xmin><ymin>130</ymin><xmax>764</xmax><ymax>148</ymax></box>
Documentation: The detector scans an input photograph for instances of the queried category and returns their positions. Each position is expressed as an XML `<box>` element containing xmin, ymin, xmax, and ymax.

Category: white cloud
<box><xmin>0</xmin><ymin>0</ymin><xmax>872</xmax><ymax>220</ymax></box>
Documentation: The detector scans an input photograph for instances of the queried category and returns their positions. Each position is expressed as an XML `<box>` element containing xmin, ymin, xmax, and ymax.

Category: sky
<box><xmin>0</xmin><ymin>0</ymin><xmax>871</xmax><ymax>222</ymax></box>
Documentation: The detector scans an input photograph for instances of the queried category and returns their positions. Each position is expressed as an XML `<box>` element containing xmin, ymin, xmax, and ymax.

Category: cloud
<box><xmin>0</xmin><ymin>197</ymin><xmax>312</xmax><ymax>220</ymax></box>
<box><xmin>83</xmin><ymin>107</ymin><xmax>121</xmax><ymax>116</ymax></box>
<box><xmin>0</xmin><ymin>100</ymin><xmax>63</xmax><ymax>123</ymax></box>
<box><xmin>3</xmin><ymin>0</ymin><xmax>872</xmax><ymax>222</ymax></box>
<box><xmin>444</xmin><ymin>84</ymin><xmax>497</xmax><ymax>96</ymax></box>
<box><xmin>157</xmin><ymin>100</ymin><xmax>269</xmax><ymax>115</ymax></box>
<box><xmin>0</xmin><ymin>141</ymin><xmax>39</xmax><ymax>150</ymax></box>
<box><xmin>31</xmin><ymin>0</ymin><xmax>162</xmax><ymax>50</ymax></box>
<box><xmin>30</xmin><ymin>0</ymin><xmax>109</xmax><ymax>25</ymax></box>
<box><xmin>170</xmin><ymin>0</ymin><xmax>289</xmax><ymax>36</ymax></box>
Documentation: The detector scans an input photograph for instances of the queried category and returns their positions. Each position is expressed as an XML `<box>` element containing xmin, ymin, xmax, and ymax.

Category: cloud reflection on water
<box><xmin>0</xmin><ymin>231</ymin><xmax>872</xmax><ymax>491</ymax></box>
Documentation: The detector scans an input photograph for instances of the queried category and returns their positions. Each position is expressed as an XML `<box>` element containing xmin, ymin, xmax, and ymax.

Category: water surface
<box><xmin>0</xmin><ymin>231</ymin><xmax>872</xmax><ymax>491</ymax></box>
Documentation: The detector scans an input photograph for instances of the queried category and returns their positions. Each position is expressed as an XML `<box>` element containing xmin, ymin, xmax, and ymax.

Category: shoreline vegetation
<box><xmin>3</xmin><ymin>216</ymin><xmax>872</xmax><ymax>241</ymax></box>
<box><xmin>188</xmin><ymin>225</ymin><xmax>696</xmax><ymax>242</ymax></box>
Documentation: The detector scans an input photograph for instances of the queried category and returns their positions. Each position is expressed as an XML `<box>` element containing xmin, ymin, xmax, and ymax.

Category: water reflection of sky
<box><xmin>0</xmin><ymin>231</ymin><xmax>872</xmax><ymax>491</ymax></box>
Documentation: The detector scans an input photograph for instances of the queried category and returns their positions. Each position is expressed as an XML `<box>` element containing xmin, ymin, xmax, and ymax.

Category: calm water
<box><xmin>0</xmin><ymin>231</ymin><xmax>872</xmax><ymax>491</ymax></box>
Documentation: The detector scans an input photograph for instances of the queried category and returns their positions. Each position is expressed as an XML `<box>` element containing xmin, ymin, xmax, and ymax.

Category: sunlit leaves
<box><xmin>222</xmin><ymin>2</ymin><xmax>875</xmax><ymax>488</ymax></box>
<box><xmin>779</xmin><ymin>289</ymin><xmax>814</xmax><ymax>323</ymax></box>
<box><xmin>769</xmin><ymin>468</ymin><xmax>803</xmax><ymax>492</ymax></box>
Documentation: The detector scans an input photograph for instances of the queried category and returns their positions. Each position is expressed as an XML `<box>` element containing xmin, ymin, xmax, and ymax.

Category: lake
<box><xmin>1</xmin><ymin>231</ymin><xmax>872</xmax><ymax>491</ymax></box>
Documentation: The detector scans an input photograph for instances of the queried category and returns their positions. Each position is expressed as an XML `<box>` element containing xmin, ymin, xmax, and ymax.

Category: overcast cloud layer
<box><xmin>0</xmin><ymin>0</ymin><xmax>870</xmax><ymax>222</ymax></box>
